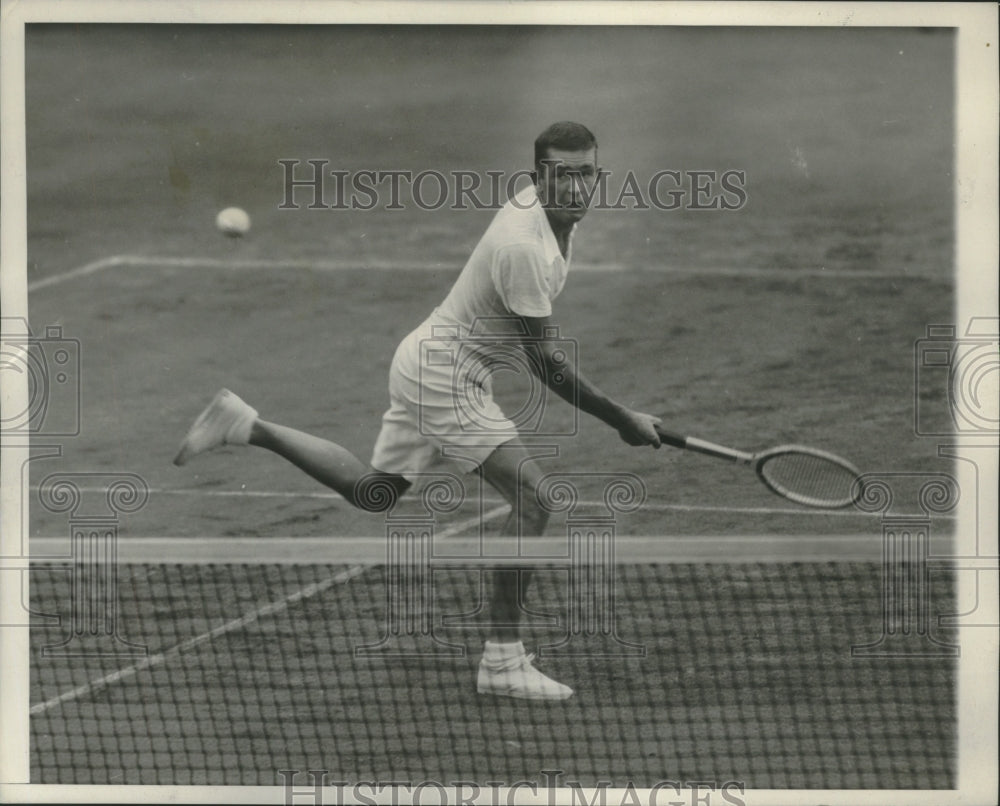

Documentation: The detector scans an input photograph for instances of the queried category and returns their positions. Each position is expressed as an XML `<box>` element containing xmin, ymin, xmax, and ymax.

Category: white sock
<box><xmin>224</xmin><ymin>397</ymin><xmax>258</xmax><ymax>445</ymax></box>
<box><xmin>482</xmin><ymin>640</ymin><xmax>525</xmax><ymax>665</ymax></box>
<box><xmin>226</xmin><ymin>409</ymin><xmax>256</xmax><ymax>445</ymax></box>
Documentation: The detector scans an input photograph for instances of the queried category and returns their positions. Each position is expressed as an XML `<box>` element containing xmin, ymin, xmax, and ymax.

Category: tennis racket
<box><xmin>654</xmin><ymin>425</ymin><xmax>861</xmax><ymax>509</ymax></box>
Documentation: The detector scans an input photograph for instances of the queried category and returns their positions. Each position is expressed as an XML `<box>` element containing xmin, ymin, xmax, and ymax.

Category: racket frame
<box><xmin>750</xmin><ymin>444</ymin><xmax>861</xmax><ymax>508</ymax></box>
<box><xmin>654</xmin><ymin>425</ymin><xmax>860</xmax><ymax>509</ymax></box>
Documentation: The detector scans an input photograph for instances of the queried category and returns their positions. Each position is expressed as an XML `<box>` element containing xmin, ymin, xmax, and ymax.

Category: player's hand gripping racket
<box><xmin>654</xmin><ymin>425</ymin><xmax>861</xmax><ymax>509</ymax></box>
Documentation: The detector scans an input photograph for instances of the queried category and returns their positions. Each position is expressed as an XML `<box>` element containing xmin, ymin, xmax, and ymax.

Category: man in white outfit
<box><xmin>175</xmin><ymin>122</ymin><xmax>662</xmax><ymax>700</ymax></box>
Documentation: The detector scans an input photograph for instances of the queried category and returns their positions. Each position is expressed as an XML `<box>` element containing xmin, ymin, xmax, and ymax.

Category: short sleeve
<box><xmin>491</xmin><ymin>243</ymin><xmax>552</xmax><ymax>317</ymax></box>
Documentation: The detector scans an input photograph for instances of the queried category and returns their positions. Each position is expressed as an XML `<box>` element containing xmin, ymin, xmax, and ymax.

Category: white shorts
<box><xmin>369</xmin><ymin>323</ymin><xmax>517</xmax><ymax>483</ymax></box>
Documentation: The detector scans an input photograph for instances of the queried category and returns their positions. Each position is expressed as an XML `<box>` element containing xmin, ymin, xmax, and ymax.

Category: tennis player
<box><xmin>175</xmin><ymin>122</ymin><xmax>662</xmax><ymax>700</ymax></box>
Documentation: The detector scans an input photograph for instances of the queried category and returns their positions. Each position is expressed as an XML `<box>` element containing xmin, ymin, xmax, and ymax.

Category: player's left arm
<box><xmin>516</xmin><ymin>313</ymin><xmax>661</xmax><ymax>447</ymax></box>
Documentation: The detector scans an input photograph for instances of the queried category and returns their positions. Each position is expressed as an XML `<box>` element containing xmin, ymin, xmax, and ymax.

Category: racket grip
<box><xmin>654</xmin><ymin>425</ymin><xmax>688</xmax><ymax>450</ymax></box>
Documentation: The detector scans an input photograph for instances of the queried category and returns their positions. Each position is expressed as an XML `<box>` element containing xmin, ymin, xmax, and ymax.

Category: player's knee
<box><xmin>352</xmin><ymin>472</ymin><xmax>408</xmax><ymax>512</ymax></box>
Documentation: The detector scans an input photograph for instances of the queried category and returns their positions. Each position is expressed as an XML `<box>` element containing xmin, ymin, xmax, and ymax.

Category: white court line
<box><xmin>26</xmin><ymin>253</ymin><xmax>953</xmax><ymax>293</ymax></box>
<box><xmin>28</xmin><ymin>504</ymin><xmax>510</xmax><ymax>716</ymax></box>
<box><xmin>26</xmin><ymin>255</ymin><xmax>130</xmax><ymax>292</ymax></box>
<box><xmin>26</xmin><ymin>484</ymin><xmax>957</xmax><ymax>520</ymax></box>
<box><xmin>27</xmin><ymin>565</ymin><xmax>362</xmax><ymax>716</ymax></box>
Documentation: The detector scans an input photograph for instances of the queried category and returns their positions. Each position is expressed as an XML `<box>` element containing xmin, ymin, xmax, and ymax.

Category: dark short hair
<box><xmin>534</xmin><ymin>121</ymin><xmax>598</xmax><ymax>174</ymax></box>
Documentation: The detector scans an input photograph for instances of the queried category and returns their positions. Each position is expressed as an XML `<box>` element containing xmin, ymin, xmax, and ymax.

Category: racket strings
<box><xmin>758</xmin><ymin>451</ymin><xmax>860</xmax><ymax>508</ymax></box>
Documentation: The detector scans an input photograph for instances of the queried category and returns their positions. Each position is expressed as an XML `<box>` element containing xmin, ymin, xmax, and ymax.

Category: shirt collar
<box><xmin>514</xmin><ymin>184</ymin><xmax>571</xmax><ymax>264</ymax></box>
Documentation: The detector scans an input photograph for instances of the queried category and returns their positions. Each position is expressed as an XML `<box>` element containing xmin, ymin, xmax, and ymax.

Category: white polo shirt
<box><xmin>369</xmin><ymin>185</ymin><xmax>576</xmax><ymax>480</ymax></box>
<box><xmin>435</xmin><ymin>184</ymin><xmax>573</xmax><ymax>326</ymax></box>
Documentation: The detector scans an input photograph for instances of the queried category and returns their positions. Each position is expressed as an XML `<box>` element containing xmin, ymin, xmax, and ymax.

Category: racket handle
<box><xmin>653</xmin><ymin>425</ymin><xmax>689</xmax><ymax>450</ymax></box>
<box><xmin>654</xmin><ymin>424</ymin><xmax>754</xmax><ymax>464</ymax></box>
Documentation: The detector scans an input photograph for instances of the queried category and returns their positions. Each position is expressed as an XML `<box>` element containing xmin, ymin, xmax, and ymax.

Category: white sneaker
<box><xmin>477</xmin><ymin>642</ymin><xmax>573</xmax><ymax>701</ymax></box>
<box><xmin>173</xmin><ymin>389</ymin><xmax>258</xmax><ymax>466</ymax></box>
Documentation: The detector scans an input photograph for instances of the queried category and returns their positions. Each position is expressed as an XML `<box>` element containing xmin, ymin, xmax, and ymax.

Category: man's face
<box><xmin>536</xmin><ymin>147</ymin><xmax>599</xmax><ymax>228</ymax></box>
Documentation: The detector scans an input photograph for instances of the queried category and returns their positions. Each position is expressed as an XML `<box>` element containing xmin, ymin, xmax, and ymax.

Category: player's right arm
<box><xmin>490</xmin><ymin>242</ymin><xmax>660</xmax><ymax>448</ymax></box>
<box><xmin>518</xmin><ymin>312</ymin><xmax>661</xmax><ymax>448</ymax></box>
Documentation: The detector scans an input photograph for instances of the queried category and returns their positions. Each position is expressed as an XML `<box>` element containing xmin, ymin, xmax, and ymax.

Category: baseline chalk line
<box><xmin>27</xmin><ymin>253</ymin><xmax>952</xmax><ymax>293</ymax></box>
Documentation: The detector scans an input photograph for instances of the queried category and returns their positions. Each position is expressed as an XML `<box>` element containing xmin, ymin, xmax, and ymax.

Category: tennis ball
<box><xmin>216</xmin><ymin>207</ymin><xmax>251</xmax><ymax>237</ymax></box>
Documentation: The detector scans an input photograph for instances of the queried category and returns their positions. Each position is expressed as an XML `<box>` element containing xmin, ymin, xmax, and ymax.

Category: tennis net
<box><xmin>28</xmin><ymin>534</ymin><xmax>956</xmax><ymax>789</ymax></box>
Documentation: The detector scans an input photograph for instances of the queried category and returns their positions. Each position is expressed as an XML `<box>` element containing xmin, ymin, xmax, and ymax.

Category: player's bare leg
<box><xmin>477</xmin><ymin>449</ymin><xmax>546</xmax><ymax>643</ymax></box>
<box><xmin>173</xmin><ymin>388</ymin><xmax>409</xmax><ymax>511</ymax></box>
<box><xmin>475</xmin><ymin>440</ymin><xmax>572</xmax><ymax>700</ymax></box>
<box><xmin>248</xmin><ymin>420</ymin><xmax>409</xmax><ymax>510</ymax></box>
